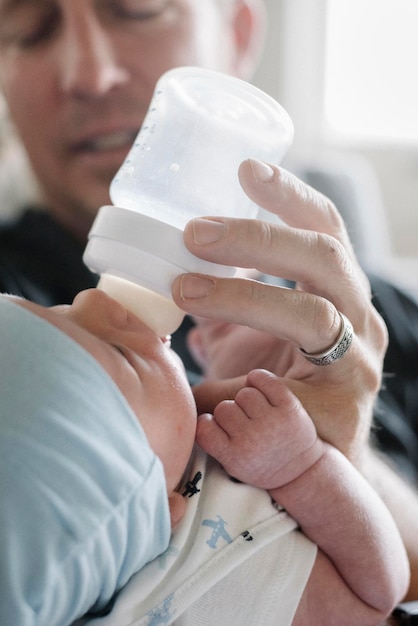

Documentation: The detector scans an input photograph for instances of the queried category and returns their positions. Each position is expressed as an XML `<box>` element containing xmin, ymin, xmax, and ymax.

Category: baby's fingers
<box><xmin>195</xmin><ymin>412</ymin><xmax>231</xmax><ymax>459</ymax></box>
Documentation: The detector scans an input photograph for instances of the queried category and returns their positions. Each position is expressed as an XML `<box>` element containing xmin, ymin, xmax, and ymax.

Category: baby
<box><xmin>0</xmin><ymin>289</ymin><xmax>409</xmax><ymax>626</ymax></box>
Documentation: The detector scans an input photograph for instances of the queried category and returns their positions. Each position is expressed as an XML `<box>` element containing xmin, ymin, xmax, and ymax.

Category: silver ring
<box><xmin>299</xmin><ymin>312</ymin><xmax>353</xmax><ymax>366</ymax></box>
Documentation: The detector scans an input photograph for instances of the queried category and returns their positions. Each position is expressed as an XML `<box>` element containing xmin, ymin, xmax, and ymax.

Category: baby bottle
<box><xmin>83</xmin><ymin>66</ymin><xmax>294</xmax><ymax>336</ymax></box>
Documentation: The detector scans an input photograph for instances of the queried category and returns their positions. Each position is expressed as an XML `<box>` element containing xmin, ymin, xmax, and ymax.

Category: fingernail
<box><xmin>192</xmin><ymin>218</ymin><xmax>226</xmax><ymax>244</ymax></box>
<box><xmin>180</xmin><ymin>275</ymin><xmax>215</xmax><ymax>300</ymax></box>
<box><xmin>249</xmin><ymin>158</ymin><xmax>275</xmax><ymax>182</ymax></box>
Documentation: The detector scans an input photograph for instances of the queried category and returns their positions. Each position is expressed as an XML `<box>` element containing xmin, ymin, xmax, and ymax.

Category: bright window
<box><xmin>324</xmin><ymin>0</ymin><xmax>418</xmax><ymax>144</ymax></box>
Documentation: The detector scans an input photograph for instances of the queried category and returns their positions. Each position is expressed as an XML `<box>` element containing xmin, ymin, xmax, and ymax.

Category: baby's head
<box><xmin>0</xmin><ymin>290</ymin><xmax>197</xmax><ymax>625</ymax></box>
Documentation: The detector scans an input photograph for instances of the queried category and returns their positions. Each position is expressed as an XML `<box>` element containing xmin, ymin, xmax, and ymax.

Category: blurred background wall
<box><xmin>253</xmin><ymin>0</ymin><xmax>418</xmax><ymax>265</ymax></box>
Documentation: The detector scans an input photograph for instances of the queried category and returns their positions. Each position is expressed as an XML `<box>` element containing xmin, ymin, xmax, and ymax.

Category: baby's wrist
<box><xmin>268</xmin><ymin>438</ymin><xmax>327</xmax><ymax>497</ymax></box>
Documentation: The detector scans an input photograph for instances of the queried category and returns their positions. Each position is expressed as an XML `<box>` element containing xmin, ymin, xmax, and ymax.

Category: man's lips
<box><xmin>71</xmin><ymin>129</ymin><xmax>139</xmax><ymax>154</ymax></box>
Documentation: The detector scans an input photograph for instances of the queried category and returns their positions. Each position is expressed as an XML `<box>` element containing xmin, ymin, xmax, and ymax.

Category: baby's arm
<box><xmin>196</xmin><ymin>369</ymin><xmax>409</xmax><ymax>625</ymax></box>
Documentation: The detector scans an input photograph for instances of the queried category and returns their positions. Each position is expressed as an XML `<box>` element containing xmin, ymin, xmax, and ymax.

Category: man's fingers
<box><xmin>238</xmin><ymin>159</ymin><xmax>352</xmax><ymax>249</ymax></box>
<box><xmin>179</xmin><ymin>216</ymin><xmax>370</xmax><ymax>326</ymax></box>
<box><xmin>192</xmin><ymin>376</ymin><xmax>246</xmax><ymax>415</ymax></box>
<box><xmin>174</xmin><ymin>274</ymin><xmax>349</xmax><ymax>357</ymax></box>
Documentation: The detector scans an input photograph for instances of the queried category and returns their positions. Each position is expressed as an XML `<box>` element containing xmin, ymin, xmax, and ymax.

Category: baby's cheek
<box><xmin>166</xmin><ymin>441</ymin><xmax>192</xmax><ymax>493</ymax></box>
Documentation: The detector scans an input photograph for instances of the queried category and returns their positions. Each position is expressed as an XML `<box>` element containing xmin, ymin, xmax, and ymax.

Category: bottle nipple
<box><xmin>98</xmin><ymin>274</ymin><xmax>185</xmax><ymax>336</ymax></box>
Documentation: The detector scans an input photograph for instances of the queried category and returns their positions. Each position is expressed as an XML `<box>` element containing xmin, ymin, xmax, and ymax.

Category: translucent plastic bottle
<box><xmin>83</xmin><ymin>66</ymin><xmax>293</xmax><ymax>336</ymax></box>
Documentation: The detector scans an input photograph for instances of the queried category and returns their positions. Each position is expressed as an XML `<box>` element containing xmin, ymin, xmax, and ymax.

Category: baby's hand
<box><xmin>196</xmin><ymin>369</ymin><xmax>325</xmax><ymax>490</ymax></box>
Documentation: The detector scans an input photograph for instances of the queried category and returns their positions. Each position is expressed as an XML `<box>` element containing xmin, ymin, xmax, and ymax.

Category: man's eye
<box><xmin>20</xmin><ymin>22</ymin><xmax>56</xmax><ymax>47</ymax></box>
<box><xmin>111</xmin><ymin>0</ymin><xmax>169</xmax><ymax>20</ymax></box>
<box><xmin>0</xmin><ymin>13</ymin><xmax>58</xmax><ymax>49</ymax></box>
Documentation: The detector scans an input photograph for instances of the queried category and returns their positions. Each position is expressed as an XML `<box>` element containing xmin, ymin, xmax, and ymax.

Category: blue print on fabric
<box><xmin>146</xmin><ymin>594</ymin><xmax>175</xmax><ymax>625</ymax></box>
<box><xmin>202</xmin><ymin>515</ymin><xmax>233</xmax><ymax>549</ymax></box>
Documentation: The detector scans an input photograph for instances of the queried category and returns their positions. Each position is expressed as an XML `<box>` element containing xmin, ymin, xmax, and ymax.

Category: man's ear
<box><xmin>229</xmin><ymin>0</ymin><xmax>267</xmax><ymax>79</ymax></box>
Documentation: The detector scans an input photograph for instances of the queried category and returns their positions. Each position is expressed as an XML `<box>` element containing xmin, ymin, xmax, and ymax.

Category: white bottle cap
<box><xmin>83</xmin><ymin>205</ymin><xmax>237</xmax><ymax>335</ymax></box>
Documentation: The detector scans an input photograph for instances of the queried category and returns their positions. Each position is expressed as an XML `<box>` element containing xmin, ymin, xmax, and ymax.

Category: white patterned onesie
<box><xmin>85</xmin><ymin>446</ymin><xmax>317</xmax><ymax>626</ymax></box>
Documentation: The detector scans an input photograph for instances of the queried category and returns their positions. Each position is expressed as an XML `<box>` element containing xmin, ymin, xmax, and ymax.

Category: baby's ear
<box><xmin>168</xmin><ymin>492</ymin><xmax>186</xmax><ymax>528</ymax></box>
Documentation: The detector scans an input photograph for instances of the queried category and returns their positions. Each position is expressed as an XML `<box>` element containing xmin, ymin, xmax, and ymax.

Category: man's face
<box><xmin>0</xmin><ymin>0</ymin><xmax>245</xmax><ymax>238</ymax></box>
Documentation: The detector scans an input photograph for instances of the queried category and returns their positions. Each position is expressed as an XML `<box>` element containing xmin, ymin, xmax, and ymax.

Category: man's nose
<box><xmin>58</xmin><ymin>11</ymin><xmax>129</xmax><ymax>98</ymax></box>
